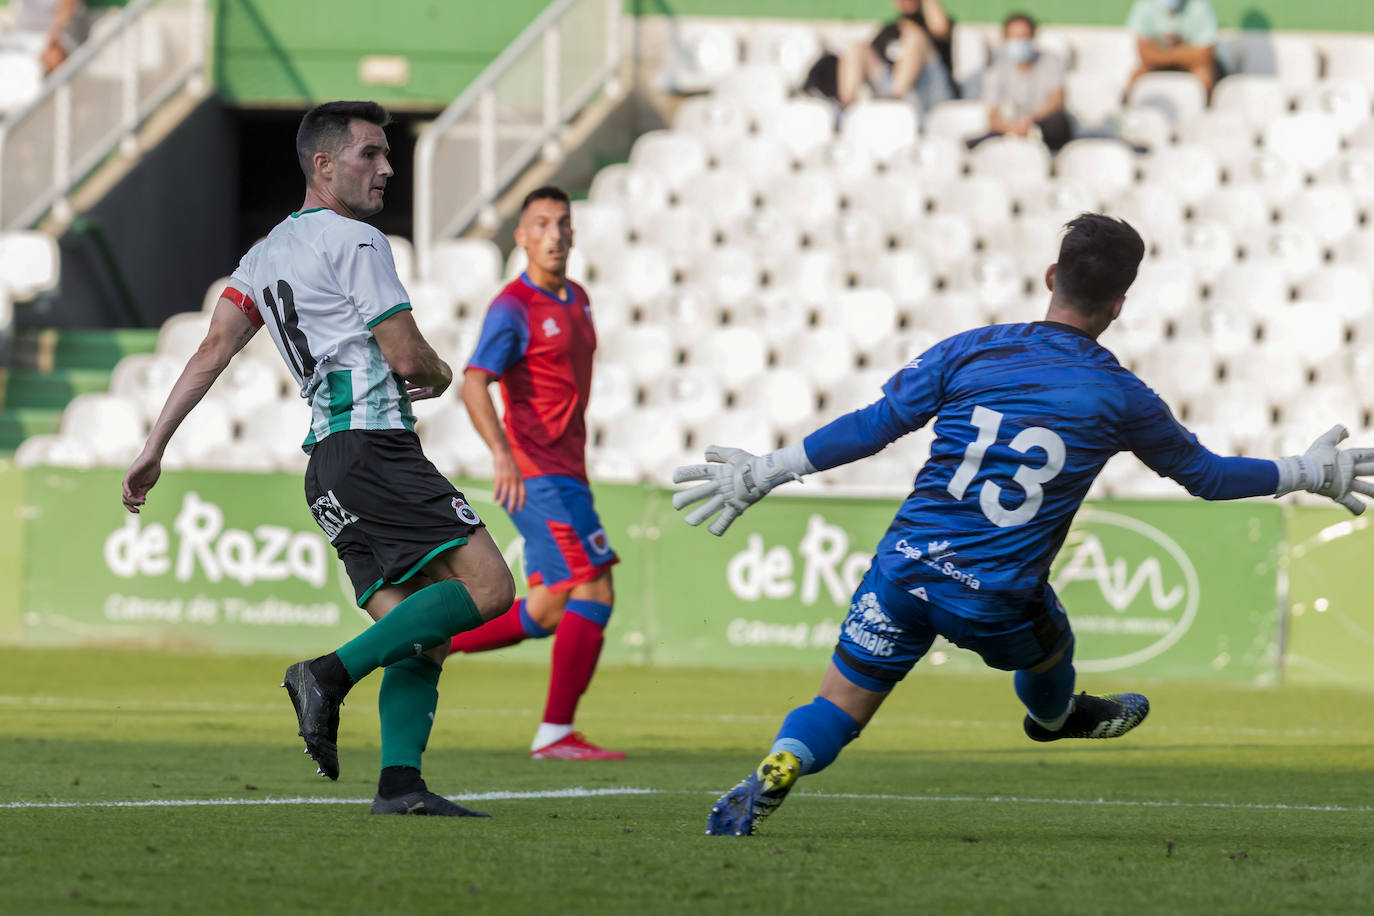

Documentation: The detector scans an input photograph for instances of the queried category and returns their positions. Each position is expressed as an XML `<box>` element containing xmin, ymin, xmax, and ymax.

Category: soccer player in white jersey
<box><xmin>122</xmin><ymin>101</ymin><xmax>516</xmax><ymax>817</ymax></box>
<box><xmin>672</xmin><ymin>213</ymin><xmax>1374</xmax><ymax>835</ymax></box>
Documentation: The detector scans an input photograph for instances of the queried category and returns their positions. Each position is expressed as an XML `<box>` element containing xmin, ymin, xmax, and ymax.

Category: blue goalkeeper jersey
<box><xmin>803</xmin><ymin>321</ymin><xmax>1277</xmax><ymax>623</ymax></box>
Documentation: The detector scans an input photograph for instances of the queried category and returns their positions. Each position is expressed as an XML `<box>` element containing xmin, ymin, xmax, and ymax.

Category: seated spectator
<box><xmin>970</xmin><ymin>12</ymin><xmax>1070</xmax><ymax>152</ymax></box>
<box><xmin>0</xmin><ymin>0</ymin><xmax>87</xmax><ymax>74</ymax></box>
<box><xmin>1126</xmin><ymin>0</ymin><xmax>1219</xmax><ymax>97</ymax></box>
<box><xmin>835</xmin><ymin>0</ymin><xmax>956</xmax><ymax>111</ymax></box>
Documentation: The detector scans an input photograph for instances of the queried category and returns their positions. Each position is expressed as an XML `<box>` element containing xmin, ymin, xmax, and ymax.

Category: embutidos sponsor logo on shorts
<box><xmin>1050</xmin><ymin>510</ymin><xmax>1198</xmax><ymax>673</ymax></box>
<box><xmin>842</xmin><ymin>591</ymin><xmax>899</xmax><ymax>658</ymax></box>
<box><xmin>310</xmin><ymin>489</ymin><xmax>359</xmax><ymax>542</ymax></box>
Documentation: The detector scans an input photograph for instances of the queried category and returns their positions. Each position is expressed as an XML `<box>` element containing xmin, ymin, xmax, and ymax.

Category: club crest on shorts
<box><xmin>588</xmin><ymin>528</ymin><xmax>610</xmax><ymax>555</ymax></box>
<box><xmin>451</xmin><ymin>497</ymin><xmax>481</xmax><ymax>526</ymax></box>
<box><xmin>309</xmin><ymin>489</ymin><xmax>358</xmax><ymax>542</ymax></box>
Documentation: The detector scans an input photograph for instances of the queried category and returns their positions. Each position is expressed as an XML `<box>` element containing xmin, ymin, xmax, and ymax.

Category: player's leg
<box><xmin>707</xmin><ymin>569</ymin><xmax>929</xmax><ymax>835</ymax></box>
<box><xmin>531</xmin><ymin>569</ymin><xmax>624</xmax><ymax>758</ymax></box>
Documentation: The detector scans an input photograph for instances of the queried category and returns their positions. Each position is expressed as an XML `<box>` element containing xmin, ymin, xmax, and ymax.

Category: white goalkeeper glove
<box><xmin>671</xmin><ymin>443</ymin><xmax>815</xmax><ymax>535</ymax></box>
<box><xmin>1274</xmin><ymin>425</ymin><xmax>1374</xmax><ymax>514</ymax></box>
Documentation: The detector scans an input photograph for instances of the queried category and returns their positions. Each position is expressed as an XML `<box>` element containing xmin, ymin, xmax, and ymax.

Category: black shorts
<box><xmin>304</xmin><ymin>429</ymin><xmax>484</xmax><ymax>607</ymax></box>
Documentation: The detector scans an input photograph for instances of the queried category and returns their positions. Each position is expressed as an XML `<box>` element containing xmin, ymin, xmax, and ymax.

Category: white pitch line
<box><xmin>3</xmin><ymin>787</ymin><xmax>1370</xmax><ymax>814</ymax></box>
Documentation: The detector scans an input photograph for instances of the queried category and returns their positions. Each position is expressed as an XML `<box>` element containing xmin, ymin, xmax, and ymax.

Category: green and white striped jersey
<box><xmin>226</xmin><ymin>208</ymin><xmax>415</xmax><ymax>452</ymax></box>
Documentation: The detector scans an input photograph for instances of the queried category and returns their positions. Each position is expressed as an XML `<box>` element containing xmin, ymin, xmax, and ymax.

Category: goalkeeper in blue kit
<box><xmin>672</xmin><ymin>213</ymin><xmax>1374</xmax><ymax>836</ymax></box>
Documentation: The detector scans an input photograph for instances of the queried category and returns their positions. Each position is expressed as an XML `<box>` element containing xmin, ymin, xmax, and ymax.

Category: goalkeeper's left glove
<box><xmin>671</xmin><ymin>443</ymin><xmax>815</xmax><ymax>535</ymax></box>
<box><xmin>1274</xmin><ymin>424</ymin><xmax>1374</xmax><ymax>514</ymax></box>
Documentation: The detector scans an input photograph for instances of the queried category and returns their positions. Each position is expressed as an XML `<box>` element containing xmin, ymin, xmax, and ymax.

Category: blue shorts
<box><xmin>508</xmin><ymin>475</ymin><xmax>618</xmax><ymax>593</ymax></box>
<box><xmin>833</xmin><ymin>564</ymin><xmax>1073</xmax><ymax>692</ymax></box>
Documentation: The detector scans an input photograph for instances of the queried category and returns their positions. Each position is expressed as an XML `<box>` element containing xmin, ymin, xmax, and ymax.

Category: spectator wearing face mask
<box><xmin>1126</xmin><ymin>0</ymin><xmax>1220</xmax><ymax>97</ymax></box>
<box><xmin>969</xmin><ymin>12</ymin><xmax>1070</xmax><ymax>152</ymax></box>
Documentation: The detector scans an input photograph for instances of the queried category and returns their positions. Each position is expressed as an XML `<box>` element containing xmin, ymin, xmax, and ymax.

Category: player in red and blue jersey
<box><xmin>453</xmin><ymin>186</ymin><xmax>623</xmax><ymax>760</ymax></box>
<box><xmin>673</xmin><ymin>213</ymin><xmax>1374</xmax><ymax>835</ymax></box>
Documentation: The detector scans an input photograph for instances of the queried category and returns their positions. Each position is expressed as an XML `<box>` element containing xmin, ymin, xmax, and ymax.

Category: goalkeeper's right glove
<box><xmin>1274</xmin><ymin>425</ymin><xmax>1374</xmax><ymax>514</ymax></box>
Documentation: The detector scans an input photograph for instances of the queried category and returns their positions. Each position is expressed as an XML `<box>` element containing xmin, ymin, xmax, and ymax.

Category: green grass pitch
<box><xmin>2</xmin><ymin>646</ymin><xmax>1373</xmax><ymax>914</ymax></box>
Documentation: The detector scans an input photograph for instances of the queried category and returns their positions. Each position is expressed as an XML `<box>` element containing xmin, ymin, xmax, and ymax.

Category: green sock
<box><xmin>336</xmin><ymin>579</ymin><xmax>482</xmax><ymax>683</ymax></box>
<box><xmin>378</xmin><ymin>655</ymin><xmax>442</xmax><ymax>771</ymax></box>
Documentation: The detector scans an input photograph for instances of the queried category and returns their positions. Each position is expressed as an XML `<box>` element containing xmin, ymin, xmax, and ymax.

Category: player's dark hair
<box><xmin>1054</xmin><ymin>213</ymin><xmax>1145</xmax><ymax>315</ymax></box>
<box><xmin>296</xmin><ymin>101</ymin><xmax>390</xmax><ymax>183</ymax></box>
<box><xmin>1003</xmin><ymin>11</ymin><xmax>1036</xmax><ymax>33</ymax></box>
<box><xmin>520</xmin><ymin>186</ymin><xmax>571</xmax><ymax>213</ymax></box>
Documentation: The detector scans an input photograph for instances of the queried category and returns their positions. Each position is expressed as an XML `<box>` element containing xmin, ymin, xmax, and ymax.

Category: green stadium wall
<box><xmin>1</xmin><ymin>464</ymin><xmax>1368</xmax><ymax>686</ymax></box>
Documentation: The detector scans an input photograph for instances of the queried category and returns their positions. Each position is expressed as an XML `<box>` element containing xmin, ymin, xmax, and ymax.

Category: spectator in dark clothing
<box><xmin>835</xmin><ymin>0</ymin><xmax>956</xmax><ymax>111</ymax></box>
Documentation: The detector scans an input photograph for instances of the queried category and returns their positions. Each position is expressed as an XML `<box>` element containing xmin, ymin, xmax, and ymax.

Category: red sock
<box><xmin>450</xmin><ymin>599</ymin><xmax>532</xmax><ymax>654</ymax></box>
<box><xmin>542</xmin><ymin>610</ymin><xmax>606</xmax><ymax>725</ymax></box>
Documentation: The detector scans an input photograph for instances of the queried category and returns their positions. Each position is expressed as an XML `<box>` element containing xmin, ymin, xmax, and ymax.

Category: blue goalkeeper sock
<box><xmin>769</xmin><ymin>697</ymin><xmax>861</xmax><ymax>776</ymax></box>
<box><xmin>1015</xmin><ymin>643</ymin><xmax>1077</xmax><ymax>728</ymax></box>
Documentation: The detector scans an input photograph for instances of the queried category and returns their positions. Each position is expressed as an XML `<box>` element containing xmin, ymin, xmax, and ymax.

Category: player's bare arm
<box><xmin>460</xmin><ymin>367</ymin><xmax>525</xmax><ymax>512</ymax></box>
<box><xmin>121</xmin><ymin>298</ymin><xmax>259</xmax><ymax>513</ymax></box>
<box><xmin>370</xmin><ymin>309</ymin><xmax>452</xmax><ymax>399</ymax></box>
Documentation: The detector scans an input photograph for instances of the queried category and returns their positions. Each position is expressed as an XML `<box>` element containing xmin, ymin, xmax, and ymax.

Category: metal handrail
<box><xmin>413</xmin><ymin>0</ymin><xmax>622</xmax><ymax>280</ymax></box>
<box><xmin>0</xmin><ymin>0</ymin><xmax>208</xmax><ymax>230</ymax></box>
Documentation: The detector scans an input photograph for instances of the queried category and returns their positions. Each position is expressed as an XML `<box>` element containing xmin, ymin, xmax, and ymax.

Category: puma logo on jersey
<box><xmin>542</xmin><ymin>317</ymin><xmax>561</xmax><ymax>338</ymax></box>
<box><xmin>357</xmin><ymin>240</ymin><xmax>377</xmax><ymax>251</ymax></box>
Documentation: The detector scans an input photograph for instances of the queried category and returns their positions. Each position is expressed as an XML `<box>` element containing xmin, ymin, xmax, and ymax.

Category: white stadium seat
<box><xmin>907</xmin><ymin>213</ymin><xmax>976</xmax><ymax>274</ymax></box>
<box><xmin>745</xmin><ymin>24</ymin><xmax>823</xmax><ymax>87</ymax></box>
<box><xmin>1297</xmin><ymin>266</ymin><xmax>1373</xmax><ymax>322</ymax></box>
<box><xmin>846</xmin><ymin>175</ymin><xmax>928</xmax><ymax>236</ymax></box>
<box><xmin>723</xmin><ymin>208</ymin><xmax>804</xmax><ymax>261</ymax></box>
<box><xmin>1055</xmin><ymin>140</ymin><xmax>1137</xmax><ymax>202</ymax></box>
<box><xmin>645</xmin><ymin>367</ymin><xmax>723</xmax><ymax>426</ymax></box>
<box><xmin>923</xmin><ymin>100</ymin><xmax>989</xmax><ymax>143</ymax></box>
<box><xmin>571</xmin><ymin>201</ymin><xmax>631</xmax><ymax>258</ymax></box>
<box><xmin>713</xmin><ymin>65</ymin><xmax>788</xmax><ymax>122</ymax></box>
<box><xmin>1315</xmin><ymin>150</ymin><xmax>1374</xmax><ymax>209</ymax></box>
<box><xmin>967</xmin><ymin>137</ymin><xmax>1051</xmax><ymax>197</ymax></box>
<box><xmin>1263</xmin><ymin>113</ymin><xmax>1341</xmax><ymax>174</ymax></box>
<box><xmin>60</xmin><ymin>393</ymin><xmax>146</xmax><ymax>466</ymax></box>
<box><xmin>775</xmin><ymin>327</ymin><xmax>855</xmax><ymax>387</ymax></box>
<box><xmin>588</xmin><ymin>164</ymin><xmax>670</xmax><ymax>218</ymax></box>
<box><xmin>678</xmin><ymin>167</ymin><xmax>755</xmax><ymax>229</ymax></box>
<box><xmin>687</xmin><ymin>248</ymin><xmax>762</xmax><ymax>307</ymax></box>
<box><xmin>825</xmin><ymin>210</ymin><xmax>887</xmax><ymax>262</ymax></box>
<box><xmin>640</xmin><ymin>284</ymin><xmax>721</xmax><ymax>348</ymax></box>
<box><xmin>735</xmin><ymin>368</ymin><xmax>817</xmax><ymax>431</ymax></box>
<box><xmin>672</xmin><ymin>96</ymin><xmax>751</xmax><ymax>160</ymax></box>
<box><xmin>1138</xmin><ymin>144</ymin><xmax>1220</xmax><ymax>206</ymax></box>
<box><xmin>428</xmin><ymin>238</ymin><xmax>501</xmax><ymax>303</ymax></box>
<box><xmin>888</xmin><ymin>136</ymin><xmax>964</xmax><ymax>186</ymax></box>
<box><xmin>13</xmin><ymin>434</ymin><xmax>96</xmax><ymax>469</ymax></box>
<box><xmin>1212</xmin><ymin>75</ymin><xmax>1290</xmax><ymax>131</ymax></box>
<box><xmin>1067</xmin><ymin>28</ymin><xmax>1138</xmax><ymax>87</ymax></box>
<box><xmin>210</xmin><ymin>355</ymin><xmax>287</xmax><ymax>424</ymax></box>
<box><xmin>1210</xmin><ymin>263</ymin><xmax>1289</xmax><ymax>317</ymax></box>
<box><xmin>950</xmin><ymin>23</ymin><xmax>990</xmax><ymax>96</ymax></box>
<box><xmin>1117</xmin><ymin>106</ymin><xmax>1173</xmax><ymax>151</ymax></box>
<box><xmin>769</xmin><ymin>249</ymin><xmax>845</xmax><ymax>306</ymax></box>
<box><xmin>660</xmin><ymin>23</ymin><xmax>740</xmax><ymax>94</ymax></box>
<box><xmin>1217</xmin><ymin>33</ymin><xmax>1319</xmax><ymax>91</ymax></box>
<box><xmin>0</xmin><ymin>230</ymin><xmax>60</xmax><ymax>301</ymax></box>
<box><xmin>758</xmin><ymin>98</ymin><xmax>835</xmax><ymax>161</ymax></box>
<box><xmin>0</xmin><ymin>50</ymin><xmax>42</xmax><ymax>116</ymax></box>
<box><xmin>635</xmin><ymin>206</ymin><xmax>716</xmax><ymax>273</ymax></box>
<box><xmin>801</xmin><ymin>139</ymin><xmax>877</xmax><ymax>195</ymax></box>
<box><xmin>598</xmin><ymin>324</ymin><xmax>677</xmax><ymax>384</ymax></box>
<box><xmin>1297</xmin><ymin>79</ymin><xmax>1372</xmax><ymax>138</ymax></box>
<box><xmin>200</xmin><ymin>276</ymin><xmax>233</xmax><ymax>313</ymax></box>
<box><xmin>386</xmin><ymin>235</ymin><xmax>415</xmax><ymax>287</ymax></box>
<box><xmin>1169</xmin><ymin>220</ymin><xmax>1237</xmax><ymax>283</ymax></box>
<box><xmin>597</xmin><ymin>246</ymin><xmax>672</xmax><ymax>305</ymax></box>
<box><xmin>761</xmin><ymin>172</ymin><xmax>840</xmax><ymax>233</ymax></box>
<box><xmin>234</xmin><ymin>399</ymin><xmax>312</xmax><ymax>473</ymax></box>
<box><xmin>1126</xmin><ymin>71</ymin><xmax>1207</xmax><ymax>122</ymax></box>
<box><xmin>1254</xmin><ymin>224</ymin><xmax>1325</xmax><ymax>282</ymax></box>
<box><xmin>1277</xmin><ymin>187</ymin><xmax>1359</xmax><ymax>248</ymax></box>
<box><xmin>856</xmin><ymin>251</ymin><xmax>934</xmax><ymax>308</ymax></box>
<box><xmin>724</xmin><ymin>135</ymin><xmax>793</xmax><ymax>190</ymax></box>
<box><xmin>161</xmin><ymin>397</ymin><xmax>234</xmax><ymax>470</ymax></box>
<box><xmin>1107</xmin><ymin>184</ymin><xmax>1186</xmax><ymax>252</ymax></box>
<box><xmin>156</xmin><ymin>312</ymin><xmax>211</xmax><ymax>363</ymax></box>
<box><xmin>841</xmin><ymin>100</ymin><xmax>919</xmax><ymax>165</ymax></box>
<box><xmin>1334</xmin><ymin>227</ymin><xmax>1374</xmax><ymax>274</ymax></box>
<box><xmin>1191</xmin><ymin>187</ymin><xmax>1273</xmax><ymax>240</ymax></box>
<box><xmin>819</xmin><ymin>288</ymin><xmax>898</xmax><ymax>351</ymax></box>
<box><xmin>688</xmin><ymin>326</ymin><xmax>768</xmax><ymax>388</ymax></box>
<box><xmin>932</xmin><ymin>177</ymin><xmax>1012</xmax><ymax>235</ymax></box>
<box><xmin>1323</xmin><ymin>36</ymin><xmax>1374</xmax><ymax>95</ymax></box>
<box><xmin>1174</xmin><ymin>110</ymin><xmax>1258</xmax><ymax>171</ymax></box>
<box><xmin>1227</xmin><ymin>150</ymin><xmax>1305</xmax><ymax>205</ymax></box>
<box><xmin>1019</xmin><ymin>181</ymin><xmax>1099</xmax><ymax>225</ymax></box>
<box><xmin>1065</xmin><ymin>69</ymin><xmax>1124</xmax><ymax>131</ymax></box>
<box><xmin>629</xmin><ymin>130</ymin><xmax>709</xmax><ymax>195</ymax></box>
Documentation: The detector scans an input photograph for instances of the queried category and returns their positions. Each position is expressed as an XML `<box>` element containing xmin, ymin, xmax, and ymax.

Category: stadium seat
<box><xmin>691</xmin><ymin>405</ymin><xmax>777</xmax><ymax>458</ymax></box>
<box><xmin>0</xmin><ymin>230</ymin><xmax>60</xmax><ymax>301</ymax></box>
<box><xmin>1315</xmin><ymin>150</ymin><xmax>1374</xmax><ymax>209</ymax></box>
<box><xmin>416</xmin><ymin>397</ymin><xmax>492</xmax><ymax>478</ymax></box>
<box><xmin>504</xmin><ymin>246</ymin><xmax>589</xmax><ymax>285</ymax></box>
<box><xmin>1297</xmin><ymin>79</ymin><xmax>1372</xmax><ymax>138</ymax></box>
<box><xmin>846</xmin><ymin>174</ymin><xmax>928</xmax><ymax>237</ymax></box>
<box><xmin>60</xmin><ymin>393</ymin><xmax>146</xmax><ymax>466</ymax></box>
<box><xmin>233</xmin><ymin>399</ymin><xmax>311</xmax><ymax>472</ymax></box>
<box><xmin>1066</xmin><ymin>28</ymin><xmax>1138</xmax><ymax>87</ymax></box>
<box><xmin>1254</xmin><ymin>224</ymin><xmax>1324</xmax><ymax>282</ymax></box>
<box><xmin>672</xmin><ymin>96</ymin><xmax>751</xmax><ymax>160</ymax></box>
<box><xmin>156</xmin><ymin>312</ymin><xmax>211</xmax><ymax>363</ymax></box>
<box><xmin>678</xmin><ymin>167</ymin><xmax>755</xmax><ymax>229</ymax></box>
<box><xmin>966</xmin><ymin>137</ymin><xmax>1051</xmax><ymax>197</ymax></box>
<box><xmin>733</xmin><ymin>290</ymin><xmax>810</xmax><ymax>341</ymax></box>
<box><xmin>585</xmin><ymin>363</ymin><xmax>636</xmax><ymax>425</ymax></box>
<box><xmin>923</xmin><ymin>100</ymin><xmax>990</xmax><ymax>143</ymax></box>
<box><xmin>199</xmin><ymin>276</ymin><xmax>233</xmax><ymax>313</ymax></box>
<box><xmin>1138</xmin><ymin>144</ymin><xmax>1220</xmax><ymax>205</ymax></box>
<box><xmin>597</xmin><ymin>246</ymin><xmax>672</xmax><ymax>305</ymax></box>
<box><xmin>1131</xmin><ymin>257</ymin><xmax>1200</xmax><ymax>323</ymax></box>
<box><xmin>761</xmin><ymin>172</ymin><xmax>840</xmax><ymax>233</ymax></box>
<box><xmin>735</xmin><ymin>367</ymin><xmax>817</xmax><ymax>431</ymax></box>
<box><xmin>687</xmin><ymin>326</ymin><xmax>768</xmax><ymax>389</ymax></box>
<box><xmin>825</xmin><ymin>210</ymin><xmax>888</xmax><ymax>263</ymax></box>
<box><xmin>1168</xmin><ymin>220</ymin><xmax>1237</xmax><ymax>283</ymax></box>
<box><xmin>1227</xmin><ymin>151</ymin><xmax>1305</xmax><ymax>205</ymax></box>
<box><xmin>645</xmin><ymin>366</ymin><xmax>724</xmax><ymax>426</ymax></box>
<box><xmin>571</xmin><ymin>200</ymin><xmax>631</xmax><ymax>258</ymax></box>
<box><xmin>950</xmin><ymin>23</ymin><xmax>990</xmax><ymax>97</ymax></box>
<box><xmin>386</xmin><ymin>235</ymin><xmax>415</xmax><ymax>287</ymax></box>
<box><xmin>1297</xmin><ymin>266</ymin><xmax>1373</xmax><ymax>322</ymax></box>
<box><xmin>1212</xmin><ymin>75</ymin><xmax>1290</xmax><ymax>132</ymax></box>
<box><xmin>428</xmin><ymin>238</ymin><xmax>502</xmax><ymax>304</ymax></box>
<box><xmin>1126</xmin><ymin>71</ymin><xmax>1207</xmax><ymax>122</ymax></box>
<box><xmin>723</xmin><ymin>208</ymin><xmax>804</xmax><ymax>262</ymax></box>
<box><xmin>639</xmin><ymin>283</ymin><xmax>721</xmax><ymax>348</ymax></box>
<box><xmin>0</xmin><ymin>50</ymin><xmax>42</xmax><ymax>116</ymax></box>
<box><xmin>589</xmin><ymin>164</ymin><xmax>670</xmax><ymax>218</ymax></box>
<box><xmin>109</xmin><ymin>352</ymin><xmax>182</xmax><ymax>423</ymax></box>
<box><xmin>801</xmin><ymin>139</ymin><xmax>877</xmax><ymax>195</ymax></box>
<box><xmin>660</xmin><ymin>23</ymin><xmax>740</xmax><ymax>94</ymax></box>
<box><xmin>629</xmin><ymin>130</ymin><xmax>709</xmax><ymax>195</ymax></box>
<box><xmin>1322</xmin><ymin>36</ymin><xmax>1374</xmax><ymax>95</ymax></box>
<box><xmin>1333</xmin><ymin>226</ymin><xmax>1374</xmax><ymax>274</ymax></box>
<box><xmin>1064</xmin><ymin>70</ymin><xmax>1124</xmax><ymax>133</ymax></box>
<box><xmin>1116</xmin><ymin>106</ymin><xmax>1173</xmax><ymax>152</ymax></box>
<box><xmin>1019</xmin><ymin>180</ymin><xmax>1098</xmax><ymax>225</ymax></box>
<box><xmin>906</xmin><ymin>212</ymin><xmax>976</xmax><ymax>275</ymax></box>
<box><xmin>932</xmin><ymin>177</ymin><xmax>1012</xmax><ymax>235</ymax></box>
<box><xmin>635</xmin><ymin>206</ymin><xmax>716</xmax><ymax>274</ymax></box>
<box><xmin>908</xmin><ymin>290</ymin><xmax>984</xmax><ymax>338</ymax></box>
<box><xmin>816</xmin><ymin>288</ymin><xmax>899</xmax><ymax>351</ymax></box>
<box><xmin>1262</xmin><ymin>113</ymin><xmax>1341</xmax><ymax>174</ymax></box>
<box><xmin>855</xmin><ymin>250</ymin><xmax>934</xmax><ymax>308</ymax></box>
<box><xmin>769</xmin><ymin>249</ymin><xmax>846</xmax><ymax>306</ymax></box>
<box><xmin>745</xmin><ymin>24</ymin><xmax>823</xmax><ymax>87</ymax></box>
<box><xmin>598</xmin><ymin>324</ymin><xmax>677</xmax><ymax>384</ymax></box>
<box><xmin>948</xmin><ymin>253</ymin><xmax>1024</xmax><ymax>312</ymax></box>
<box><xmin>687</xmin><ymin>248</ymin><xmax>762</xmax><ymax>307</ymax></box>
<box><xmin>724</xmin><ymin>135</ymin><xmax>793</xmax><ymax>191</ymax></box>
<box><xmin>1210</xmin><ymin>262</ymin><xmax>1289</xmax><ymax>316</ymax></box>
<box><xmin>1191</xmin><ymin>187</ymin><xmax>1273</xmax><ymax>240</ymax></box>
<box><xmin>1276</xmin><ymin>187</ymin><xmax>1359</xmax><ymax>248</ymax></box>
<box><xmin>1107</xmin><ymin>183</ymin><xmax>1186</xmax><ymax>252</ymax></box>
<box><xmin>406</xmin><ymin>281</ymin><xmax>457</xmax><ymax>329</ymax></box>
<box><xmin>1217</xmin><ymin>33</ymin><xmax>1319</xmax><ymax>91</ymax></box>
<box><xmin>775</xmin><ymin>327</ymin><xmax>855</xmax><ymax>388</ymax></box>
<box><xmin>712</xmin><ymin>65</ymin><xmax>788</xmax><ymax>122</ymax></box>
<box><xmin>210</xmin><ymin>355</ymin><xmax>288</xmax><ymax>424</ymax></box>
<box><xmin>1055</xmin><ymin>140</ymin><xmax>1137</xmax><ymax>202</ymax></box>
<box><xmin>759</xmin><ymin>98</ymin><xmax>836</xmax><ymax>162</ymax></box>
<box><xmin>160</xmin><ymin>397</ymin><xmax>234</xmax><ymax>470</ymax></box>
<box><xmin>825</xmin><ymin>368</ymin><xmax>891</xmax><ymax>414</ymax></box>
<box><xmin>841</xmin><ymin>100</ymin><xmax>919</xmax><ymax>165</ymax></box>
<box><xmin>13</xmin><ymin>434</ymin><xmax>96</xmax><ymax>469</ymax></box>
<box><xmin>1174</xmin><ymin>110</ymin><xmax>1258</xmax><ymax>171</ymax></box>
<box><xmin>888</xmin><ymin>135</ymin><xmax>964</xmax><ymax>187</ymax></box>
<box><xmin>984</xmin><ymin>215</ymin><xmax>1063</xmax><ymax>279</ymax></box>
